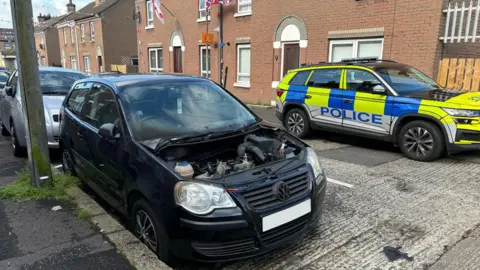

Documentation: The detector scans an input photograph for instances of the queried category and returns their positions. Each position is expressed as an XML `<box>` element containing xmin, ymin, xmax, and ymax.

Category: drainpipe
<box><xmin>74</xmin><ymin>23</ymin><xmax>80</xmax><ymax>71</ymax></box>
<box><xmin>219</xmin><ymin>4</ymin><xmax>224</xmax><ymax>86</ymax></box>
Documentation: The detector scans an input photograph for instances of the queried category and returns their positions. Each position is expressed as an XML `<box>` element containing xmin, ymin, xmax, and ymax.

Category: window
<box><xmin>148</xmin><ymin>48</ymin><xmax>163</xmax><ymax>72</ymax></box>
<box><xmin>346</xmin><ymin>69</ymin><xmax>382</xmax><ymax>93</ymax></box>
<box><xmin>41</xmin><ymin>36</ymin><xmax>44</xmax><ymax>46</ymax></box>
<box><xmin>66</xmin><ymin>83</ymin><xmax>91</xmax><ymax>116</ymax></box>
<box><xmin>62</xmin><ymin>57</ymin><xmax>66</xmax><ymax>68</ymax></box>
<box><xmin>39</xmin><ymin>71</ymin><xmax>88</xmax><ymax>94</ymax></box>
<box><xmin>307</xmin><ymin>69</ymin><xmax>342</xmax><ymax>89</ymax></box>
<box><xmin>70</xmin><ymin>27</ymin><xmax>75</xmax><ymax>43</ymax></box>
<box><xmin>84</xmin><ymin>56</ymin><xmax>91</xmax><ymax>73</ymax></box>
<box><xmin>81</xmin><ymin>24</ymin><xmax>85</xmax><ymax>42</ymax></box>
<box><xmin>4</xmin><ymin>43</ymin><xmax>10</xmax><ymax>49</ymax></box>
<box><xmin>83</xmin><ymin>84</ymin><xmax>120</xmax><ymax>129</ymax></box>
<box><xmin>37</xmin><ymin>52</ymin><xmax>40</xmax><ymax>65</ymax></box>
<box><xmin>199</xmin><ymin>0</ymin><xmax>209</xmax><ymax>19</ymax></box>
<box><xmin>238</xmin><ymin>0</ymin><xmax>252</xmax><ymax>14</ymax></box>
<box><xmin>376</xmin><ymin>66</ymin><xmax>439</xmax><ymax>95</ymax></box>
<box><xmin>71</xmin><ymin>56</ymin><xmax>77</xmax><ymax>70</ymax></box>
<box><xmin>236</xmin><ymin>44</ymin><xmax>251</xmax><ymax>85</ymax></box>
<box><xmin>63</xmin><ymin>28</ymin><xmax>67</xmax><ymax>44</ymax></box>
<box><xmin>200</xmin><ymin>46</ymin><xmax>211</xmax><ymax>78</ymax></box>
<box><xmin>329</xmin><ymin>38</ymin><xmax>383</xmax><ymax>62</ymax></box>
<box><xmin>7</xmin><ymin>71</ymin><xmax>19</xmax><ymax>93</ymax></box>
<box><xmin>146</xmin><ymin>1</ymin><xmax>154</xmax><ymax>27</ymax></box>
<box><xmin>41</xmin><ymin>57</ymin><xmax>46</xmax><ymax>66</ymax></box>
<box><xmin>90</xmin><ymin>22</ymin><xmax>95</xmax><ymax>40</ymax></box>
<box><xmin>289</xmin><ymin>71</ymin><xmax>311</xmax><ymax>86</ymax></box>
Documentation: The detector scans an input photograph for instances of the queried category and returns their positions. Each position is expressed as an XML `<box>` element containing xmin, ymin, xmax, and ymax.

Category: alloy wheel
<box><xmin>11</xmin><ymin>125</ymin><xmax>15</xmax><ymax>151</ymax></box>
<box><xmin>62</xmin><ymin>149</ymin><xmax>74</xmax><ymax>175</ymax></box>
<box><xmin>403</xmin><ymin>127</ymin><xmax>434</xmax><ymax>157</ymax></box>
<box><xmin>287</xmin><ymin>113</ymin><xmax>305</xmax><ymax>135</ymax></box>
<box><xmin>135</xmin><ymin>210</ymin><xmax>158</xmax><ymax>253</ymax></box>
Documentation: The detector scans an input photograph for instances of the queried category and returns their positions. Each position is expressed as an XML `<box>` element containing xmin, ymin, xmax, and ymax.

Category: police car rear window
<box><xmin>289</xmin><ymin>71</ymin><xmax>311</xmax><ymax>86</ymax></box>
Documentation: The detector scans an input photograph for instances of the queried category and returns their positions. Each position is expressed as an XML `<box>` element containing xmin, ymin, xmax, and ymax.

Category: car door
<box><xmin>305</xmin><ymin>68</ymin><xmax>344</xmax><ymax>126</ymax></box>
<box><xmin>63</xmin><ymin>82</ymin><xmax>94</xmax><ymax>180</ymax></box>
<box><xmin>2</xmin><ymin>70</ymin><xmax>19</xmax><ymax>132</ymax></box>
<box><xmin>342</xmin><ymin>68</ymin><xmax>392</xmax><ymax>135</ymax></box>
<box><xmin>81</xmin><ymin>83</ymin><xmax>126</xmax><ymax>209</ymax></box>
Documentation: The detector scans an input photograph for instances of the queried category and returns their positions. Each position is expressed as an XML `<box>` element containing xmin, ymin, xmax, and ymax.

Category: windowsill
<box><xmin>145</xmin><ymin>25</ymin><xmax>154</xmax><ymax>30</ymax></box>
<box><xmin>90</xmin><ymin>40</ymin><xmax>95</xmax><ymax>43</ymax></box>
<box><xmin>196</xmin><ymin>16</ymin><xmax>211</xmax><ymax>23</ymax></box>
<box><xmin>234</xmin><ymin>11</ymin><xmax>252</xmax><ymax>18</ymax></box>
<box><xmin>150</xmin><ymin>69</ymin><xmax>164</xmax><ymax>73</ymax></box>
<box><xmin>234</xmin><ymin>82</ymin><xmax>251</xmax><ymax>88</ymax></box>
<box><xmin>81</xmin><ymin>41</ymin><xmax>85</xmax><ymax>43</ymax></box>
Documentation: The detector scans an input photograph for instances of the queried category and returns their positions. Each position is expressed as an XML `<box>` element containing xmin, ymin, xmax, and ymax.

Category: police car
<box><xmin>275</xmin><ymin>57</ymin><xmax>480</xmax><ymax>161</ymax></box>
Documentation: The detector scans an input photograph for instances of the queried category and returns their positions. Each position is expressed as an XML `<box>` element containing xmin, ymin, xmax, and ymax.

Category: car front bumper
<box><xmin>166</xmin><ymin>176</ymin><xmax>326</xmax><ymax>262</ymax></box>
<box><xmin>448</xmin><ymin>129</ymin><xmax>480</xmax><ymax>153</ymax></box>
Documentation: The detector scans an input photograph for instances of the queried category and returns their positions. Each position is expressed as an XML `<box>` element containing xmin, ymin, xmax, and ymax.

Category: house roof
<box><xmin>68</xmin><ymin>0</ymin><xmax>121</xmax><ymax>22</ymax></box>
<box><xmin>34</xmin><ymin>14</ymin><xmax>69</xmax><ymax>33</ymax></box>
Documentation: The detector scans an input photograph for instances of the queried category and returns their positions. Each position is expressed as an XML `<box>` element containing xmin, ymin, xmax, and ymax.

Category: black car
<box><xmin>59</xmin><ymin>74</ymin><xmax>327</xmax><ymax>263</ymax></box>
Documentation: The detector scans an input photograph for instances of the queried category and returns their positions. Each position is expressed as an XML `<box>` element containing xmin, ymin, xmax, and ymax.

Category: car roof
<box><xmin>297</xmin><ymin>59</ymin><xmax>411</xmax><ymax>71</ymax></box>
<box><xmin>38</xmin><ymin>66</ymin><xmax>87</xmax><ymax>74</ymax></box>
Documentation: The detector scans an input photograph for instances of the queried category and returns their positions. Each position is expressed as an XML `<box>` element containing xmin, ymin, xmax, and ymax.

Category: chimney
<box><xmin>67</xmin><ymin>0</ymin><xmax>76</xmax><ymax>13</ymax></box>
<box><xmin>37</xmin><ymin>13</ymin><xmax>46</xmax><ymax>22</ymax></box>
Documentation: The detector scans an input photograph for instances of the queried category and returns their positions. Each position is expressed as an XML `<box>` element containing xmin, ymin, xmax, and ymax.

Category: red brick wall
<box><xmin>34</xmin><ymin>33</ymin><xmax>48</xmax><ymax>66</ymax></box>
<box><xmin>136</xmin><ymin>0</ymin><xmax>445</xmax><ymax>105</ymax></box>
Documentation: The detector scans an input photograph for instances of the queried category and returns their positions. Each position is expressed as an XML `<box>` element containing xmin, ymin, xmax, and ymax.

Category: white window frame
<box><xmin>41</xmin><ymin>56</ymin><xmax>46</xmax><ymax>66</ymax></box>
<box><xmin>148</xmin><ymin>48</ymin><xmax>163</xmax><ymax>72</ymax></box>
<box><xmin>83</xmin><ymin>56</ymin><xmax>91</xmax><ymax>73</ymax></box>
<box><xmin>81</xmin><ymin>24</ymin><xmax>85</xmax><ymax>42</ymax></box>
<box><xmin>235</xmin><ymin>0</ymin><xmax>252</xmax><ymax>17</ymax></box>
<box><xmin>146</xmin><ymin>1</ymin><xmax>154</xmax><ymax>28</ymax></box>
<box><xmin>40</xmin><ymin>35</ymin><xmax>44</xmax><ymax>46</ymax></box>
<box><xmin>328</xmin><ymin>38</ymin><xmax>384</xmax><ymax>62</ymax></box>
<box><xmin>198</xmin><ymin>0</ymin><xmax>210</xmax><ymax>21</ymax></box>
<box><xmin>62</xmin><ymin>57</ymin><xmax>66</xmax><ymax>68</ymax></box>
<box><xmin>70</xmin><ymin>27</ymin><xmax>75</xmax><ymax>43</ymax></box>
<box><xmin>235</xmin><ymin>44</ymin><xmax>251</xmax><ymax>87</ymax></box>
<box><xmin>200</xmin><ymin>45</ymin><xmax>211</xmax><ymax>78</ymax></box>
<box><xmin>63</xmin><ymin>28</ymin><xmax>67</xmax><ymax>44</ymax></box>
<box><xmin>90</xmin><ymin>22</ymin><xmax>95</xmax><ymax>41</ymax></box>
<box><xmin>71</xmin><ymin>56</ymin><xmax>77</xmax><ymax>70</ymax></box>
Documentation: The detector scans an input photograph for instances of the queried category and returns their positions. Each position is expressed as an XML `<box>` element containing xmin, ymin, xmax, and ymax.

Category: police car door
<box><xmin>305</xmin><ymin>68</ymin><xmax>343</xmax><ymax>126</ymax></box>
<box><xmin>342</xmin><ymin>68</ymin><xmax>391</xmax><ymax>135</ymax></box>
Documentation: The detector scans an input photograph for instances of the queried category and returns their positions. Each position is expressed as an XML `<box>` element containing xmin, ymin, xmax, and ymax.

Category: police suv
<box><xmin>275</xmin><ymin>58</ymin><xmax>480</xmax><ymax>161</ymax></box>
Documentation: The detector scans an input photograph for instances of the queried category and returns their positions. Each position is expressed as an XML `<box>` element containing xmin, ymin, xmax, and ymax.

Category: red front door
<box><xmin>283</xmin><ymin>44</ymin><xmax>300</xmax><ymax>77</ymax></box>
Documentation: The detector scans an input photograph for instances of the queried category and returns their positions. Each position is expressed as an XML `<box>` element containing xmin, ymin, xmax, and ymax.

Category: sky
<box><xmin>0</xmin><ymin>0</ymin><xmax>92</xmax><ymax>28</ymax></box>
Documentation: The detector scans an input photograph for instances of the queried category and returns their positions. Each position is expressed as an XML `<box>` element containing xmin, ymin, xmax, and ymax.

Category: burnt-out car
<box><xmin>59</xmin><ymin>74</ymin><xmax>327</xmax><ymax>263</ymax></box>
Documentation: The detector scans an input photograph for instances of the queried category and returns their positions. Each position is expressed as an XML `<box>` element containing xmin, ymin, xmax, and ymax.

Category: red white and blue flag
<box><xmin>152</xmin><ymin>0</ymin><xmax>164</xmax><ymax>24</ymax></box>
<box><xmin>206</xmin><ymin>0</ymin><xmax>231</xmax><ymax>8</ymax></box>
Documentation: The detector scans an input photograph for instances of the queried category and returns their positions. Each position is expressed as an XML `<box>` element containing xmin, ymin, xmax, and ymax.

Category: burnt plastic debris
<box><xmin>382</xmin><ymin>246</ymin><xmax>414</xmax><ymax>262</ymax></box>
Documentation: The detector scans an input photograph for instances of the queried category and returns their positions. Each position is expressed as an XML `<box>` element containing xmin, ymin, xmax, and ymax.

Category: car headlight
<box><xmin>443</xmin><ymin>108</ymin><xmax>480</xmax><ymax>117</ymax></box>
<box><xmin>306</xmin><ymin>147</ymin><xmax>325</xmax><ymax>185</ymax></box>
<box><xmin>174</xmin><ymin>182</ymin><xmax>236</xmax><ymax>215</ymax></box>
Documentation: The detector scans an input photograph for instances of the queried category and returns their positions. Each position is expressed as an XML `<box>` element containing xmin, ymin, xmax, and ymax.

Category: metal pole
<box><xmin>206</xmin><ymin>7</ymin><xmax>210</xmax><ymax>79</ymax></box>
<box><xmin>75</xmin><ymin>24</ymin><xmax>80</xmax><ymax>71</ymax></box>
<box><xmin>219</xmin><ymin>4</ymin><xmax>224</xmax><ymax>85</ymax></box>
<box><xmin>10</xmin><ymin>0</ymin><xmax>52</xmax><ymax>187</ymax></box>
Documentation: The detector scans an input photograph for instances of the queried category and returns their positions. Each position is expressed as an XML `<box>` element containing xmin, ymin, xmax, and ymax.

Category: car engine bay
<box><xmin>159</xmin><ymin>129</ymin><xmax>303</xmax><ymax>179</ymax></box>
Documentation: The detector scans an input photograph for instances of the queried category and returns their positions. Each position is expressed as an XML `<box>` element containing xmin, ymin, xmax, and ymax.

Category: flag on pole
<box><xmin>206</xmin><ymin>0</ymin><xmax>231</xmax><ymax>8</ymax></box>
<box><xmin>152</xmin><ymin>0</ymin><xmax>164</xmax><ymax>24</ymax></box>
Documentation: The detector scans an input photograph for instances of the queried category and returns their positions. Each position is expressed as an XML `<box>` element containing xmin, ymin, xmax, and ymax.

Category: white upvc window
<box><xmin>90</xmin><ymin>22</ymin><xmax>95</xmax><ymax>41</ymax></box>
<box><xmin>81</xmin><ymin>24</ymin><xmax>85</xmax><ymax>42</ymax></box>
<box><xmin>41</xmin><ymin>35</ymin><xmax>44</xmax><ymax>46</ymax></box>
<box><xmin>71</xmin><ymin>56</ymin><xmax>77</xmax><ymax>70</ymax></box>
<box><xmin>41</xmin><ymin>57</ymin><xmax>46</xmax><ymax>66</ymax></box>
<box><xmin>63</xmin><ymin>28</ymin><xmax>67</xmax><ymax>44</ymax></box>
<box><xmin>236</xmin><ymin>44</ymin><xmax>251</xmax><ymax>86</ymax></box>
<box><xmin>70</xmin><ymin>27</ymin><xmax>75</xmax><ymax>43</ymax></box>
<box><xmin>62</xmin><ymin>57</ymin><xmax>66</xmax><ymax>68</ymax></box>
<box><xmin>200</xmin><ymin>45</ymin><xmax>211</xmax><ymax>78</ymax></box>
<box><xmin>146</xmin><ymin>1</ymin><xmax>154</xmax><ymax>27</ymax></box>
<box><xmin>83</xmin><ymin>56</ymin><xmax>91</xmax><ymax>73</ymax></box>
<box><xmin>238</xmin><ymin>0</ymin><xmax>252</xmax><ymax>14</ymax></box>
<box><xmin>329</xmin><ymin>38</ymin><xmax>384</xmax><ymax>62</ymax></box>
<box><xmin>149</xmin><ymin>48</ymin><xmax>163</xmax><ymax>72</ymax></box>
<box><xmin>198</xmin><ymin>0</ymin><xmax>210</xmax><ymax>19</ymax></box>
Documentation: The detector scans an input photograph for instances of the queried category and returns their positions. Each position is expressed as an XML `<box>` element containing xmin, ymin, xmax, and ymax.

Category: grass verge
<box><xmin>75</xmin><ymin>209</ymin><xmax>92</xmax><ymax>221</ymax></box>
<box><xmin>0</xmin><ymin>168</ymin><xmax>79</xmax><ymax>201</ymax></box>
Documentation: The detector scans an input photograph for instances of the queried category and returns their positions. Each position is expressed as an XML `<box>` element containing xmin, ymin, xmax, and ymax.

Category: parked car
<box><xmin>0</xmin><ymin>72</ymin><xmax>9</xmax><ymax>89</ymax></box>
<box><xmin>59</xmin><ymin>74</ymin><xmax>327</xmax><ymax>263</ymax></box>
<box><xmin>0</xmin><ymin>67</ymin><xmax>88</xmax><ymax>156</ymax></box>
<box><xmin>0</xmin><ymin>66</ymin><xmax>7</xmax><ymax>72</ymax></box>
<box><xmin>90</xmin><ymin>71</ymin><xmax>123</xmax><ymax>78</ymax></box>
<box><xmin>276</xmin><ymin>57</ymin><xmax>480</xmax><ymax>161</ymax></box>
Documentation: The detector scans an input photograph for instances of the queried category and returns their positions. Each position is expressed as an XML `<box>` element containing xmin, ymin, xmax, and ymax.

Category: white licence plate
<box><xmin>262</xmin><ymin>199</ymin><xmax>311</xmax><ymax>232</ymax></box>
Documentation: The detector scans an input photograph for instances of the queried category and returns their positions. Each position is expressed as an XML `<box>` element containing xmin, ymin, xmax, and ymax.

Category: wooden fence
<box><xmin>437</xmin><ymin>58</ymin><xmax>480</xmax><ymax>91</ymax></box>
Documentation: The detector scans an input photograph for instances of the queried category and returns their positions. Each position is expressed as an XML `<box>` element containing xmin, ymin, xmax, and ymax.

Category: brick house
<box><xmin>56</xmin><ymin>0</ymin><xmax>137</xmax><ymax>75</ymax></box>
<box><xmin>135</xmin><ymin>0</ymin><xmax>480</xmax><ymax>105</ymax></box>
<box><xmin>34</xmin><ymin>14</ymin><xmax>68</xmax><ymax>67</ymax></box>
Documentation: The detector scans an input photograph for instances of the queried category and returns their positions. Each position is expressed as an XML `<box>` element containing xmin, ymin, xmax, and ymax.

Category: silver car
<box><xmin>0</xmin><ymin>67</ymin><xmax>88</xmax><ymax>156</ymax></box>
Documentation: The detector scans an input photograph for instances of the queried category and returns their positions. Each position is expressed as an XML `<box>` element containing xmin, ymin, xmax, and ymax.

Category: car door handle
<box><xmin>343</xmin><ymin>100</ymin><xmax>354</xmax><ymax>104</ymax></box>
<box><xmin>305</xmin><ymin>95</ymin><xmax>312</xmax><ymax>99</ymax></box>
<box><xmin>77</xmin><ymin>132</ymin><xmax>84</xmax><ymax>139</ymax></box>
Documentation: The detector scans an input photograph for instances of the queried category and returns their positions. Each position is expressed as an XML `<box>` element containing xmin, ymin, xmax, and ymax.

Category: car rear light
<box><xmin>276</xmin><ymin>90</ymin><xmax>284</xmax><ymax>98</ymax></box>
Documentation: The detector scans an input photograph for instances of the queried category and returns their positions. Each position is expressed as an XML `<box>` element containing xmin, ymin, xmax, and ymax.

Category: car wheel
<box><xmin>11</xmin><ymin>124</ymin><xmax>26</xmax><ymax>157</ymax></box>
<box><xmin>285</xmin><ymin>108</ymin><xmax>311</xmax><ymax>138</ymax></box>
<box><xmin>62</xmin><ymin>148</ymin><xmax>76</xmax><ymax>176</ymax></box>
<box><xmin>1</xmin><ymin>123</ymin><xmax>9</xmax><ymax>136</ymax></box>
<box><xmin>398</xmin><ymin>120</ymin><xmax>445</xmax><ymax>162</ymax></box>
<box><xmin>131</xmin><ymin>199</ymin><xmax>173</xmax><ymax>264</ymax></box>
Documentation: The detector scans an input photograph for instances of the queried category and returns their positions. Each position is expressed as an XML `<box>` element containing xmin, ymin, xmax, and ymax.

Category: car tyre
<box><xmin>285</xmin><ymin>108</ymin><xmax>311</xmax><ymax>138</ymax></box>
<box><xmin>1</xmin><ymin>123</ymin><xmax>9</xmax><ymax>136</ymax></box>
<box><xmin>11</xmin><ymin>123</ymin><xmax>26</xmax><ymax>157</ymax></box>
<box><xmin>131</xmin><ymin>199</ymin><xmax>173</xmax><ymax>265</ymax></box>
<box><xmin>61</xmin><ymin>147</ymin><xmax>77</xmax><ymax>176</ymax></box>
<box><xmin>398</xmin><ymin>120</ymin><xmax>445</xmax><ymax>162</ymax></box>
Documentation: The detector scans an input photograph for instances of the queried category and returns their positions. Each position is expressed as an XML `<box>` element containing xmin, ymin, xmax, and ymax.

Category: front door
<box><xmin>173</xmin><ymin>47</ymin><xmax>183</xmax><ymax>73</ymax></box>
<box><xmin>97</xmin><ymin>56</ymin><xmax>103</xmax><ymax>72</ymax></box>
<box><xmin>283</xmin><ymin>44</ymin><xmax>300</xmax><ymax>77</ymax></box>
<box><xmin>342</xmin><ymin>68</ymin><xmax>391</xmax><ymax>134</ymax></box>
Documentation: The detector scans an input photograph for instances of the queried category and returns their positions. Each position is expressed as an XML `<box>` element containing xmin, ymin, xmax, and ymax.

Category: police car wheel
<box><xmin>398</xmin><ymin>120</ymin><xmax>445</xmax><ymax>162</ymax></box>
<box><xmin>285</xmin><ymin>108</ymin><xmax>310</xmax><ymax>138</ymax></box>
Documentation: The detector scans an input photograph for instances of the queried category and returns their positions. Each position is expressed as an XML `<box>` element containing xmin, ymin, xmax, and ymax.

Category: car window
<box><xmin>83</xmin><ymin>84</ymin><xmax>120</xmax><ymax>130</ymax></box>
<box><xmin>376</xmin><ymin>66</ymin><xmax>439</xmax><ymax>94</ymax></box>
<box><xmin>0</xmin><ymin>73</ymin><xmax>8</xmax><ymax>83</ymax></box>
<box><xmin>307</xmin><ymin>69</ymin><xmax>342</xmax><ymax>89</ymax></box>
<box><xmin>40</xmin><ymin>71</ymin><xmax>88</xmax><ymax>95</ymax></box>
<box><xmin>9</xmin><ymin>72</ymin><xmax>19</xmax><ymax>93</ymax></box>
<box><xmin>289</xmin><ymin>71</ymin><xmax>311</xmax><ymax>86</ymax></box>
<box><xmin>66</xmin><ymin>83</ymin><xmax>91</xmax><ymax>116</ymax></box>
<box><xmin>346</xmin><ymin>69</ymin><xmax>383</xmax><ymax>93</ymax></box>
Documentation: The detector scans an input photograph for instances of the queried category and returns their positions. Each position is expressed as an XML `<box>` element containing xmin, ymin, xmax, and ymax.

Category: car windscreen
<box><xmin>40</xmin><ymin>71</ymin><xmax>88</xmax><ymax>95</ymax></box>
<box><xmin>375</xmin><ymin>66</ymin><xmax>440</xmax><ymax>95</ymax></box>
<box><xmin>119</xmin><ymin>80</ymin><xmax>258</xmax><ymax>141</ymax></box>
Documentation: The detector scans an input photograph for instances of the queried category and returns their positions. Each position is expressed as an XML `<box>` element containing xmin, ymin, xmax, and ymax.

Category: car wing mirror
<box><xmin>372</xmin><ymin>85</ymin><xmax>386</xmax><ymax>94</ymax></box>
<box><xmin>98</xmin><ymin>123</ymin><xmax>117</xmax><ymax>139</ymax></box>
<box><xmin>5</xmin><ymin>86</ymin><xmax>13</xmax><ymax>96</ymax></box>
